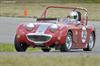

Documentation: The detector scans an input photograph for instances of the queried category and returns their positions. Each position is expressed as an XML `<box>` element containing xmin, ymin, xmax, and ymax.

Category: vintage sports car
<box><xmin>15</xmin><ymin>6</ymin><xmax>96</xmax><ymax>52</ymax></box>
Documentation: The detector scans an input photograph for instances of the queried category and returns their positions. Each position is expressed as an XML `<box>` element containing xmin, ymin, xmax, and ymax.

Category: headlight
<box><xmin>50</xmin><ymin>24</ymin><xmax>58</xmax><ymax>32</ymax></box>
<box><xmin>25</xmin><ymin>23</ymin><xmax>34</xmax><ymax>31</ymax></box>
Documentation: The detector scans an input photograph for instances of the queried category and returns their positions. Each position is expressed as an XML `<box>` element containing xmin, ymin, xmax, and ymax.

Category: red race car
<box><xmin>15</xmin><ymin>6</ymin><xmax>96</xmax><ymax>52</ymax></box>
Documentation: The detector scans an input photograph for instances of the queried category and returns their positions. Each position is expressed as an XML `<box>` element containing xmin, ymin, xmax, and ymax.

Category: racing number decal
<box><xmin>81</xmin><ymin>26</ymin><xmax>87</xmax><ymax>43</ymax></box>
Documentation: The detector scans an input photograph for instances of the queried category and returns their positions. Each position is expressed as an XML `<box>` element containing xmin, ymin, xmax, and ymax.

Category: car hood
<box><xmin>22</xmin><ymin>22</ymin><xmax>68</xmax><ymax>35</ymax></box>
<box><xmin>34</xmin><ymin>23</ymin><xmax>53</xmax><ymax>34</ymax></box>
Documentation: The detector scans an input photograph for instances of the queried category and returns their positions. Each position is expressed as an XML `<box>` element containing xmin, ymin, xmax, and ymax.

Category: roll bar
<box><xmin>41</xmin><ymin>6</ymin><xmax>88</xmax><ymax>25</ymax></box>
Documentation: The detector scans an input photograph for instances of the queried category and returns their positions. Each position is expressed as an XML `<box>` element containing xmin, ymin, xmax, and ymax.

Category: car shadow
<box><xmin>51</xmin><ymin>49</ymin><xmax>84</xmax><ymax>53</ymax></box>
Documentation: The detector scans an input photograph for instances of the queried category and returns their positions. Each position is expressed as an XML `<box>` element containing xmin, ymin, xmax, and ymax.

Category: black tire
<box><xmin>41</xmin><ymin>48</ymin><xmax>51</xmax><ymax>52</ymax></box>
<box><xmin>14</xmin><ymin>36</ymin><xmax>28</xmax><ymax>52</ymax></box>
<box><xmin>83</xmin><ymin>32</ymin><xmax>95</xmax><ymax>51</ymax></box>
<box><xmin>60</xmin><ymin>31</ymin><xmax>72</xmax><ymax>52</ymax></box>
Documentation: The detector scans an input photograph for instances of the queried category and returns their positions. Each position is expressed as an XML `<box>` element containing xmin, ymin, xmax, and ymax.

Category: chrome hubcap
<box><xmin>66</xmin><ymin>33</ymin><xmax>72</xmax><ymax>49</ymax></box>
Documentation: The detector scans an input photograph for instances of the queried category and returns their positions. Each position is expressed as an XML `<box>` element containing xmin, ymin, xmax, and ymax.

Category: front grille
<box><xmin>27</xmin><ymin>35</ymin><xmax>51</xmax><ymax>43</ymax></box>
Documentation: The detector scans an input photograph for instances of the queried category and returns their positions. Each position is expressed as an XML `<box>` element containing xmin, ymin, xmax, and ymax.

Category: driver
<box><xmin>68</xmin><ymin>11</ymin><xmax>81</xmax><ymax>24</ymax></box>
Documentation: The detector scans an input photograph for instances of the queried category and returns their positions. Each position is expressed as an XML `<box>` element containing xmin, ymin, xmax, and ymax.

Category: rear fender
<box><xmin>86</xmin><ymin>27</ymin><xmax>96</xmax><ymax>46</ymax></box>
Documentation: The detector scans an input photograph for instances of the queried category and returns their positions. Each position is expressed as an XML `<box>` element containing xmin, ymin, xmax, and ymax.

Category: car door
<box><xmin>77</xmin><ymin>19</ymin><xmax>88</xmax><ymax>48</ymax></box>
<box><xmin>72</xmin><ymin>22</ymin><xmax>87</xmax><ymax>48</ymax></box>
<box><xmin>79</xmin><ymin>25</ymin><xmax>88</xmax><ymax>48</ymax></box>
<box><xmin>72</xmin><ymin>24</ymin><xmax>83</xmax><ymax>48</ymax></box>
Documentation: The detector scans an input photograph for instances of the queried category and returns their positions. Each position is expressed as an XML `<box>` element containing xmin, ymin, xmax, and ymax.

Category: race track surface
<box><xmin>0</xmin><ymin>17</ymin><xmax>100</xmax><ymax>54</ymax></box>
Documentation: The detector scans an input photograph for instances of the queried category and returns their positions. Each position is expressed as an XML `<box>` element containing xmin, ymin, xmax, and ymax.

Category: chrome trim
<box><xmin>26</xmin><ymin>33</ymin><xmax>52</xmax><ymax>44</ymax></box>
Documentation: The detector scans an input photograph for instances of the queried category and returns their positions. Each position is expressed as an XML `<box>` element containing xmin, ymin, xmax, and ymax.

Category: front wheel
<box><xmin>14</xmin><ymin>36</ymin><xmax>28</xmax><ymax>52</ymax></box>
<box><xmin>83</xmin><ymin>32</ymin><xmax>95</xmax><ymax>51</ymax></box>
<box><xmin>60</xmin><ymin>31</ymin><xmax>73</xmax><ymax>52</ymax></box>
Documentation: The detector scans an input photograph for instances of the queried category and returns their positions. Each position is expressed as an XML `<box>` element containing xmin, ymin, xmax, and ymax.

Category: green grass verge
<box><xmin>0</xmin><ymin>3</ymin><xmax>100</xmax><ymax>21</ymax></box>
<box><xmin>0</xmin><ymin>43</ymin><xmax>39</xmax><ymax>52</ymax></box>
<box><xmin>0</xmin><ymin>43</ymin><xmax>15</xmax><ymax>52</ymax></box>
<box><xmin>0</xmin><ymin>54</ymin><xmax>100</xmax><ymax>66</ymax></box>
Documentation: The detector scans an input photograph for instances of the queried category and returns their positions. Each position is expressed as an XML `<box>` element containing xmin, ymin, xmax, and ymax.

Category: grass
<box><xmin>0</xmin><ymin>43</ymin><xmax>15</xmax><ymax>52</ymax></box>
<box><xmin>0</xmin><ymin>54</ymin><xmax>100</xmax><ymax>66</ymax></box>
<box><xmin>0</xmin><ymin>43</ymin><xmax>40</xmax><ymax>52</ymax></box>
<box><xmin>0</xmin><ymin>3</ymin><xmax>100</xmax><ymax>20</ymax></box>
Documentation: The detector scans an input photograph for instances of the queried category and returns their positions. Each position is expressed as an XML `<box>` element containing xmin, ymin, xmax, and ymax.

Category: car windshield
<box><xmin>36</xmin><ymin>18</ymin><xmax>76</xmax><ymax>24</ymax></box>
<box><xmin>36</xmin><ymin>18</ymin><xmax>58</xmax><ymax>23</ymax></box>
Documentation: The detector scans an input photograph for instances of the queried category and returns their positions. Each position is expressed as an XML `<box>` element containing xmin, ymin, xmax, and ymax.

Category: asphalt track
<box><xmin>0</xmin><ymin>17</ymin><xmax>100</xmax><ymax>54</ymax></box>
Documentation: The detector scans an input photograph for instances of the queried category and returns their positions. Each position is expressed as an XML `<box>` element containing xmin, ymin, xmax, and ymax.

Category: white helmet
<box><xmin>69</xmin><ymin>11</ymin><xmax>78</xmax><ymax>21</ymax></box>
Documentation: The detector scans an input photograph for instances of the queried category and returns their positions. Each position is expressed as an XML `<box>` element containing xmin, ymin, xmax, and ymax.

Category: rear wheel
<box><xmin>60</xmin><ymin>31</ymin><xmax>72</xmax><ymax>52</ymax></box>
<box><xmin>14</xmin><ymin>36</ymin><xmax>28</xmax><ymax>52</ymax></box>
<box><xmin>83</xmin><ymin>32</ymin><xmax>95</xmax><ymax>51</ymax></box>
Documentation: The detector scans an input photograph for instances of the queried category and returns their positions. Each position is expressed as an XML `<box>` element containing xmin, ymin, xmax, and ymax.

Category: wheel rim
<box><xmin>89</xmin><ymin>33</ymin><xmax>94</xmax><ymax>49</ymax></box>
<box><xmin>65</xmin><ymin>33</ymin><xmax>72</xmax><ymax>49</ymax></box>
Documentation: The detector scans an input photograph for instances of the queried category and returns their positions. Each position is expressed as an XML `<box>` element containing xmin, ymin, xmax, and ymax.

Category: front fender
<box><xmin>16</xmin><ymin>24</ymin><xmax>26</xmax><ymax>35</ymax></box>
<box><xmin>59</xmin><ymin>26</ymin><xmax>68</xmax><ymax>44</ymax></box>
